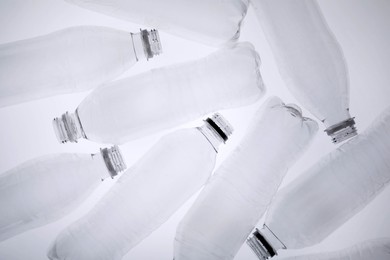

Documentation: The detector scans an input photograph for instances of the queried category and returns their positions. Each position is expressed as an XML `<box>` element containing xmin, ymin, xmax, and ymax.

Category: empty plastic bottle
<box><xmin>280</xmin><ymin>238</ymin><xmax>390</xmax><ymax>260</ymax></box>
<box><xmin>174</xmin><ymin>97</ymin><xmax>318</xmax><ymax>260</ymax></box>
<box><xmin>251</xmin><ymin>0</ymin><xmax>356</xmax><ymax>143</ymax></box>
<box><xmin>64</xmin><ymin>0</ymin><xmax>249</xmax><ymax>46</ymax></box>
<box><xmin>0</xmin><ymin>26</ymin><xmax>161</xmax><ymax>107</ymax></box>
<box><xmin>47</xmin><ymin>113</ymin><xmax>233</xmax><ymax>260</ymax></box>
<box><xmin>53</xmin><ymin>42</ymin><xmax>264</xmax><ymax>144</ymax></box>
<box><xmin>0</xmin><ymin>146</ymin><xmax>126</xmax><ymax>242</ymax></box>
<box><xmin>246</xmin><ymin>106</ymin><xmax>390</xmax><ymax>259</ymax></box>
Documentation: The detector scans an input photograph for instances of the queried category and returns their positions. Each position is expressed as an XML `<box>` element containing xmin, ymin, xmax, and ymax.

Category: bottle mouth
<box><xmin>140</xmin><ymin>29</ymin><xmax>162</xmax><ymax>59</ymax></box>
<box><xmin>325</xmin><ymin>117</ymin><xmax>357</xmax><ymax>144</ymax></box>
<box><xmin>52</xmin><ymin>110</ymin><xmax>85</xmax><ymax>143</ymax></box>
<box><xmin>100</xmin><ymin>145</ymin><xmax>127</xmax><ymax>178</ymax></box>
<box><xmin>205</xmin><ymin>113</ymin><xmax>234</xmax><ymax>142</ymax></box>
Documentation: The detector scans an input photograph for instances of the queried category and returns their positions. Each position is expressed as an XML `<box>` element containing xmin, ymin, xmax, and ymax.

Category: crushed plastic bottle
<box><xmin>0</xmin><ymin>146</ymin><xmax>126</xmax><ymax>242</ymax></box>
<box><xmin>53</xmin><ymin>42</ymin><xmax>264</xmax><ymax>144</ymax></box>
<box><xmin>64</xmin><ymin>0</ymin><xmax>249</xmax><ymax>46</ymax></box>
<box><xmin>251</xmin><ymin>0</ymin><xmax>356</xmax><ymax>143</ymax></box>
<box><xmin>0</xmin><ymin>26</ymin><xmax>161</xmax><ymax>107</ymax></box>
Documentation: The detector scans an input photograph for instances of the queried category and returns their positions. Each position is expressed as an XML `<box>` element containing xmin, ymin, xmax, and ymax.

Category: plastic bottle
<box><xmin>173</xmin><ymin>97</ymin><xmax>318</xmax><ymax>260</ymax></box>
<box><xmin>251</xmin><ymin>0</ymin><xmax>356</xmax><ymax>143</ymax></box>
<box><xmin>281</xmin><ymin>238</ymin><xmax>390</xmax><ymax>260</ymax></box>
<box><xmin>0</xmin><ymin>26</ymin><xmax>161</xmax><ymax>107</ymax></box>
<box><xmin>0</xmin><ymin>146</ymin><xmax>126</xmax><ymax>242</ymax></box>
<box><xmin>64</xmin><ymin>0</ymin><xmax>249</xmax><ymax>46</ymax></box>
<box><xmin>47</xmin><ymin>113</ymin><xmax>233</xmax><ymax>260</ymax></box>
<box><xmin>53</xmin><ymin>42</ymin><xmax>264</xmax><ymax>144</ymax></box>
<box><xmin>246</xmin><ymin>106</ymin><xmax>390</xmax><ymax>259</ymax></box>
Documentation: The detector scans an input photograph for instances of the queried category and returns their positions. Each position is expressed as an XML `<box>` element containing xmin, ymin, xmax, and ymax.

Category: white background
<box><xmin>0</xmin><ymin>0</ymin><xmax>390</xmax><ymax>259</ymax></box>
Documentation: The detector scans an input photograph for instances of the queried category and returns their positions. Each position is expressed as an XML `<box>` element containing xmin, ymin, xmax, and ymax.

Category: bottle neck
<box><xmin>246</xmin><ymin>225</ymin><xmax>286</xmax><ymax>259</ymax></box>
<box><xmin>197</xmin><ymin>113</ymin><xmax>233</xmax><ymax>152</ymax></box>
<box><xmin>93</xmin><ymin>145</ymin><xmax>127</xmax><ymax>180</ymax></box>
<box><xmin>53</xmin><ymin>109</ymin><xmax>86</xmax><ymax>143</ymax></box>
<box><xmin>131</xmin><ymin>29</ymin><xmax>162</xmax><ymax>61</ymax></box>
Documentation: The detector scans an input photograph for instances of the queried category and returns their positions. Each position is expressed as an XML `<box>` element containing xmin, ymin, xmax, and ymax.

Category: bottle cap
<box><xmin>140</xmin><ymin>29</ymin><xmax>162</xmax><ymax>59</ymax></box>
<box><xmin>52</xmin><ymin>110</ymin><xmax>85</xmax><ymax>143</ymax></box>
<box><xmin>205</xmin><ymin>113</ymin><xmax>234</xmax><ymax>142</ymax></box>
<box><xmin>100</xmin><ymin>145</ymin><xmax>127</xmax><ymax>178</ymax></box>
<box><xmin>325</xmin><ymin>117</ymin><xmax>357</xmax><ymax>144</ymax></box>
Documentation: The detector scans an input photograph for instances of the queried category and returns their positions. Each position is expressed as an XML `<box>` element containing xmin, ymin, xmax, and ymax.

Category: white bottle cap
<box><xmin>205</xmin><ymin>113</ymin><xmax>234</xmax><ymax>142</ymax></box>
<box><xmin>140</xmin><ymin>29</ymin><xmax>162</xmax><ymax>59</ymax></box>
<box><xmin>52</xmin><ymin>110</ymin><xmax>86</xmax><ymax>143</ymax></box>
<box><xmin>325</xmin><ymin>117</ymin><xmax>357</xmax><ymax>144</ymax></box>
<box><xmin>100</xmin><ymin>145</ymin><xmax>127</xmax><ymax>178</ymax></box>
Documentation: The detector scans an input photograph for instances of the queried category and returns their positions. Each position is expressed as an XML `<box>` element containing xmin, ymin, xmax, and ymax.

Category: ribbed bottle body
<box><xmin>65</xmin><ymin>0</ymin><xmax>248</xmax><ymax>46</ymax></box>
<box><xmin>266</xmin><ymin>106</ymin><xmax>390</xmax><ymax>249</ymax></box>
<box><xmin>0</xmin><ymin>153</ymin><xmax>106</xmax><ymax>242</ymax></box>
<box><xmin>251</xmin><ymin>0</ymin><xmax>352</xmax><ymax>132</ymax></box>
<box><xmin>0</xmin><ymin>26</ymin><xmax>135</xmax><ymax>107</ymax></box>
<box><xmin>174</xmin><ymin>97</ymin><xmax>318</xmax><ymax>260</ymax></box>
<box><xmin>48</xmin><ymin>129</ymin><xmax>218</xmax><ymax>260</ymax></box>
<box><xmin>77</xmin><ymin>42</ymin><xmax>263</xmax><ymax>144</ymax></box>
<box><xmin>283</xmin><ymin>238</ymin><xmax>390</xmax><ymax>260</ymax></box>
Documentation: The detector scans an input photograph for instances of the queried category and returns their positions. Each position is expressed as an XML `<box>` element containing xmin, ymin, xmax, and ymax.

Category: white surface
<box><xmin>0</xmin><ymin>0</ymin><xmax>389</xmax><ymax>259</ymax></box>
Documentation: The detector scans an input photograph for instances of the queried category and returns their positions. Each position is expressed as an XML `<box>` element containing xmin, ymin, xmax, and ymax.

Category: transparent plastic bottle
<box><xmin>281</xmin><ymin>238</ymin><xmax>390</xmax><ymax>260</ymax></box>
<box><xmin>246</xmin><ymin>106</ymin><xmax>390</xmax><ymax>259</ymax></box>
<box><xmin>0</xmin><ymin>26</ymin><xmax>161</xmax><ymax>107</ymax></box>
<box><xmin>0</xmin><ymin>146</ymin><xmax>126</xmax><ymax>242</ymax></box>
<box><xmin>174</xmin><ymin>97</ymin><xmax>318</xmax><ymax>260</ymax></box>
<box><xmin>64</xmin><ymin>0</ymin><xmax>249</xmax><ymax>46</ymax></box>
<box><xmin>47</xmin><ymin>113</ymin><xmax>233</xmax><ymax>260</ymax></box>
<box><xmin>251</xmin><ymin>0</ymin><xmax>356</xmax><ymax>143</ymax></box>
<box><xmin>53</xmin><ymin>42</ymin><xmax>264</xmax><ymax>144</ymax></box>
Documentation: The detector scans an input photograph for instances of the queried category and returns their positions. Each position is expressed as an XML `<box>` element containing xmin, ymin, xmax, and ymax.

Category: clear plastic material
<box><xmin>53</xmin><ymin>42</ymin><xmax>264</xmax><ymax>144</ymax></box>
<box><xmin>47</xmin><ymin>114</ymin><xmax>233</xmax><ymax>260</ymax></box>
<box><xmin>282</xmin><ymin>238</ymin><xmax>390</xmax><ymax>260</ymax></box>
<box><xmin>0</xmin><ymin>146</ymin><xmax>125</xmax><ymax>242</ymax></box>
<box><xmin>64</xmin><ymin>0</ymin><xmax>249</xmax><ymax>46</ymax></box>
<box><xmin>0</xmin><ymin>26</ymin><xmax>161</xmax><ymax>107</ymax></box>
<box><xmin>251</xmin><ymin>0</ymin><xmax>356</xmax><ymax>143</ymax></box>
<box><xmin>174</xmin><ymin>97</ymin><xmax>318</xmax><ymax>260</ymax></box>
<box><xmin>247</xmin><ymin>106</ymin><xmax>390</xmax><ymax>258</ymax></box>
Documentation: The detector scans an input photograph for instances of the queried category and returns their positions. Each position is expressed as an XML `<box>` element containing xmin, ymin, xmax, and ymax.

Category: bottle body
<box><xmin>174</xmin><ymin>97</ymin><xmax>318</xmax><ymax>260</ymax></box>
<box><xmin>282</xmin><ymin>238</ymin><xmax>390</xmax><ymax>260</ymax></box>
<box><xmin>48</xmin><ymin>115</ymin><xmax>232</xmax><ymax>260</ymax></box>
<box><xmin>65</xmin><ymin>0</ymin><xmax>249</xmax><ymax>46</ymax></box>
<box><xmin>54</xmin><ymin>42</ymin><xmax>264</xmax><ymax>144</ymax></box>
<box><xmin>262</xmin><ymin>106</ymin><xmax>390</xmax><ymax>251</ymax></box>
<box><xmin>0</xmin><ymin>26</ymin><xmax>161</xmax><ymax>107</ymax></box>
<box><xmin>251</xmin><ymin>0</ymin><xmax>355</xmax><ymax>143</ymax></box>
<box><xmin>0</xmin><ymin>146</ymin><xmax>125</xmax><ymax>242</ymax></box>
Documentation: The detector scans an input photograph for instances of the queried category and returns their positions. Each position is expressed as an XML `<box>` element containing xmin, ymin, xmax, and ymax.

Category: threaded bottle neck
<box><xmin>198</xmin><ymin>113</ymin><xmax>233</xmax><ymax>152</ymax></box>
<box><xmin>99</xmin><ymin>145</ymin><xmax>127</xmax><ymax>179</ymax></box>
<box><xmin>247</xmin><ymin>225</ymin><xmax>286</xmax><ymax>259</ymax></box>
<box><xmin>325</xmin><ymin>117</ymin><xmax>357</xmax><ymax>144</ymax></box>
<box><xmin>131</xmin><ymin>29</ymin><xmax>162</xmax><ymax>61</ymax></box>
<box><xmin>53</xmin><ymin>110</ymin><xmax>86</xmax><ymax>143</ymax></box>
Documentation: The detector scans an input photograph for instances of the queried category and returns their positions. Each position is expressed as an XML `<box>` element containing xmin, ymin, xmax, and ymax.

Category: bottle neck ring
<box><xmin>324</xmin><ymin>117</ymin><xmax>357</xmax><ymax>144</ymax></box>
